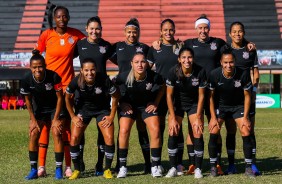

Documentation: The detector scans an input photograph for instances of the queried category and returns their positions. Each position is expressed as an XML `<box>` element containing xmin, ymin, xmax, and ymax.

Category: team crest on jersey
<box><xmin>68</xmin><ymin>37</ymin><xmax>74</xmax><ymax>44</ymax></box>
<box><xmin>99</xmin><ymin>46</ymin><xmax>106</xmax><ymax>54</ymax></box>
<box><xmin>136</xmin><ymin>47</ymin><xmax>143</xmax><ymax>53</ymax></box>
<box><xmin>45</xmin><ymin>83</ymin><xmax>53</xmax><ymax>90</ymax></box>
<box><xmin>192</xmin><ymin>78</ymin><xmax>199</xmax><ymax>86</ymax></box>
<box><xmin>210</xmin><ymin>42</ymin><xmax>217</xmax><ymax>50</ymax></box>
<box><xmin>95</xmin><ymin>87</ymin><xmax>102</xmax><ymax>94</ymax></box>
<box><xmin>242</xmin><ymin>52</ymin><xmax>249</xmax><ymax>59</ymax></box>
<box><xmin>234</xmin><ymin>80</ymin><xmax>241</xmax><ymax>87</ymax></box>
<box><xmin>146</xmin><ymin>83</ymin><xmax>152</xmax><ymax>90</ymax></box>
<box><xmin>174</xmin><ymin>48</ymin><xmax>180</xmax><ymax>55</ymax></box>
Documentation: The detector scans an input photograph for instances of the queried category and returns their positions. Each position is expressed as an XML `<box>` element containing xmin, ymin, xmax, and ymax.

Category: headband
<box><xmin>125</xmin><ymin>24</ymin><xmax>139</xmax><ymax>29</ymax></box>
<box><xmin>195</xmin><ymin>18</ymin><xmax>210</xmax><ymax>29</ymax></box>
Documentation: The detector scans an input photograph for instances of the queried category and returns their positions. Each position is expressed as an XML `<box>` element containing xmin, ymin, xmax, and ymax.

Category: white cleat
<box><xmin>117</xmin><ymin>166</ymin><xmax>127</xmax><ymax>178</ymax></box>
<box><xmin>165</xmin><ymin>167</ymin><xmax>177</xmax><ymax>178</ymax></box>
<box><xmin>151</xmin><ymin>166</ymin><xmax>162</xmax><ymax>177</ymax></box>
<box><xmin>194</xmin><ymin>168</ymin><xmax>203</xmax><ymax>179</ymax></box>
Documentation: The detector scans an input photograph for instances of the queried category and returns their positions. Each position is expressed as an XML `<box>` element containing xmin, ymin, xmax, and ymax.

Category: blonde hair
<box><xmin>126</xmin><ymin>52</ymin><xmax>146</xmax><ymax>87</ymax></box>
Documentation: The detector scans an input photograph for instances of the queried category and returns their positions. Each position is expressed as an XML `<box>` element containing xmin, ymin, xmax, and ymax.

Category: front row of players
<box><xmin>22</xmin><ymin>48</ymin><xmax>256</xmax><ymax>179</ymax></box>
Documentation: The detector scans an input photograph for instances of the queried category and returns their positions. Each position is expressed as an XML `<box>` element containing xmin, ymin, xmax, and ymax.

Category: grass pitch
<box><xmin>0</xmin><ymin>109</ymin><xmax>281</xmax><ymax>184</ymax></box>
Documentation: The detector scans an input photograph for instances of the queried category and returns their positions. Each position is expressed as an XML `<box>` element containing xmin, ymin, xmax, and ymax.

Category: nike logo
<box><xmin>218</xmin><ymin>82</ymin><xmax>224</xmax><ymax>86</ymax></box>
<box><xmin>240</xmin><ymin>112</ymin><xmax>244</xmax><ymax>115</ymax></box>
<box><xmin>119</xmin><ymin>48</ymin><xmax>124</xmax><ymax>51</ymax></box>
<box><xmin>30</xmin><ymin>87</ymin><xmax>35</xmax><ymax>89</ymax></box>
<box><xmin>157</xmin><ymin>50</ymin><xmax>162</xmax><ymax>53</ymax></box>
<box><xmin>193</xmin><ymin>45</ymin><xmax>198</xmax><ymax>48</ymax></box>
<box><xmin>82</xmin><ymin>47</ymin><xmax>87</xmax><ymax>50</ymax></box>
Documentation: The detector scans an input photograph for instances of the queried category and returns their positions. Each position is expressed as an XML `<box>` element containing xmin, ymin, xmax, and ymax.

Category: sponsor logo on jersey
<box><xmin>45</xmin><ymin>83</ymin><xmax>53</xmax><ymax>90</ymax></box>
<box><xmin>99</xmin><ymin>46</ymin><xmax>106</xmax><ymax>54</ymax></box>
<box><xmin>243</xmin><ymin>52</ymin><xmax>249</xmax><ymax>59</ymax></box>
<box><xmin>210</xmin><ymin>42</ymin><xmax>217</xmax><ymax>50</ymax></box>
<box><xmin>146</xmin><ymin>83</ymin><xmax>152</xmax><ymax>90</ymax></box>
<box><xmin>174</xmin><ymin>48</ymin><xmax>180</xmax><ymax>55</ymax></box>
<box><xmin>192</xmin><ymin>78</ymin><xmax>199</xmax><ymax>86</ymax></box>
<box><xmin>234</xmin><ymin>80</ymin><xmax>241</xmax><ymax>87</ymax></box>
<box><xmin>60</xmin><ymin>38</ymin><xmax>65</xmax><ymax>46</ymax></box>
<box><xmin>136</xmin><ymin>47</ymin><xmax>143</xmax><ymax>53</ymax></box>
<box><xmin>95</xmin><ymin>87</ymin><xmax>102</xmax><ymax>94</ymax></box>
<box><xmin>68</xmin><ymin>36</ymin><xmax>74</xmax><ymax>44</ymax></box>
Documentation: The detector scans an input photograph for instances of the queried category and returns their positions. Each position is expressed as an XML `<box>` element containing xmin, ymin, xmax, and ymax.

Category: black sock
<box><xmin>177</xmin><ymin>126</ymin><xmax>184</xmax><ymax>166</ymax></box>
<box><xmin>217</xmin><ymin>143</ymin><xmax>222</xmax><ymax>165</ymax></box>
<box><xmin>168</xmin><ymin>136</ymin><xmax>178</xmax><ymax>168</ymax></box>
<box><xmin>208</xmin><ymin>134</ymin><xmax>219</xmax><ymax>167</ymax></box>
<box><xmin>104</xmin><ymin>145</ymin><xmax>115</xmax><ymax>170</ymax></box>
<box><xmin>70</xmin><ymin>144</ymin><xmax>81</xmax><ymax>171</ymax></box>
<box><xmin>194</xmin><ymin>137</ymin><xmax>204</xmax><ymax>169</ymax></box>
<box><xmin>187</xmin><ymin>144</ymin><xmax>195</xmax><ymax>166</ymax></box>
<box><xmin>250</xmin><ymin>133</ymin><xmax>256</xmax><ymax>164</ymax></box>
<box><xmin>151</xmin><ymin>148</ymin><xmax>161</xmax><ymax>167</ymax></box>
<box><xmin>226</xmin><ymin>133</ymin><xmax>236</xmax><ymax>165</ymax></box>
<box><xmin>29</xmin><ymin>151</ymin><xmax>38</xmax><ymax>170</ymax></box>
<box><xmin>55</xmin><ymin>152</ymin><xmax>64</xmax><ymax>168</ymax></box>
<box><xmin>97</xmin><ymin>128</ymin><xmax>105</xmax><ymax>170</ymax></box>
<box><xmin>242</xmin><ymin>136</ymin><xmax>253</xmax><ymax>168</ymax></box>
<box><xmin>79</xmin><ymin>134</ymin><xmax>85</xmax><ymax>163</ymax></box>
<box><xmin>119</xmin><ymin>148</ymin><xmax>128</xmax><ymax>168</ymax></box>
<box><xmin>138</xmin><ymin>130</ymin><xmax>151</xmax><ymax>165</ymax></box>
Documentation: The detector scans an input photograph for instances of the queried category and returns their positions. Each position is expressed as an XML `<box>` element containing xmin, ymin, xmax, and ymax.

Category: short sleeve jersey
<box><xmin>147</xmin><ymin>44</ymin><xmax>179</xmax><ymax>79</ymax></box>
<box><xmin>228</xmin><ymin>44</ymin><xmax>258</xmax><ymax>70</ymax></box>
<box><xmin>184</xmin><ymin>37</ymin><xmax>226</xmax><ymax>75</ymax></box>
<box><xmin>35</xmin><ymin>27</ymin><xmax>85</xmax><ymax>90</ymax></box>
<box><xmin>111</xmin><ymin>41</ymin><xmax>149</xmax><ymax>73</ymax></box>
<box><xmin>66</xmin><ymin>73</ymin><xmax>116</xmax><ymax>111</ymax></box>
<box><xmin>208</xmin><ymin>67</ymin><xmax>252</xmax><ymax>108</ymax></box>
<box><xmin>166</xmin><ymin>65</ymin><xmax>207</xmax><ymax>110</ymax></box>
<box><xmin>77</xmin><ymin>38</ymin><xmax>113</xmax><ymax>75</ymax></box>
<box><xmin>115</xmin><ymin>70</ymin><xmax>164</xmax><ymax>108</ymax></box>
<box><xmin>20</xmin><ymin>69</ymin><xmax>62</xmax><ymax>114</ymax></box>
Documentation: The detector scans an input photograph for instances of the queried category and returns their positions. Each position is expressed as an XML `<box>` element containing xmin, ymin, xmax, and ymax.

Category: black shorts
<box><xmin>175</xmin><ymin>104</ymin><xmax>198</xmax><ymax>118</ymax></box>
<box><xmin>216</xmin><ymin>105</ymin><xmax>245</xmax><ymax>120</ymax></box>
<box><xmin>76</xmin><ymin>109</ymin><xmax>110</xmax><ymax>125</ymax></box>
<box><xmin>249</xmin><ymin>102</ymin><xmax>256</xmax><ymax>117</ymax></box>
<box><xmin>158</xmin><ymin>95</ymin><xmax>168</xmax><ymax>117</ymax></box>
<box><xmin>119</xmin><ymin>106</ymin><xmax>158</xmax><ymax>121</ymax></box>
<box><xmin>34</xmin><ymin>110</ymin><xmax>55</xmax><ymax>121</ymax></box>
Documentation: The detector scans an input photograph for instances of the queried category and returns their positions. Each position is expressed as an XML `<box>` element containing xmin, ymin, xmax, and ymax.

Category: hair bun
<box><xmin>32</xmin><ymin>49</ymin><xmax>40</xmax><ymax>55</ymax></box>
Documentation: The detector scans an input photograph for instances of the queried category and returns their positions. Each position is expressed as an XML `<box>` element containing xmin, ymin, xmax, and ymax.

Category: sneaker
<box><xmin>158</xmin><ymin>165</ymin><xmax>164</xmax><ymax>174</ymax></box>
<box><xmin>186</xmin><ymin>165</ymin><xmax>195</xmax><ymax>175</ymax></box>
<box><xmin>176</xmin><ymin>164</ymin><xmax>184</xmax><ymax>176</ymax></box>
<box><xmin>37</xmin><ymin>166</ymin><xmax>47</xmax><ymax>177</ymax></box>
<box><xmin>80</xmin><ymin>161</ymin><xmax>85</xmax><ymax>172</ymax></box>
<box><xmin>103</xmin><ymin>169</ymin><xmax>113</xmax><ymax>179</ymax></box>
<box><xmin>64</xmin><ymin>166</ymin><xmax>72</xmax><ymax>177</ymax></box>
<box><xmin>55</xmin><ymin>167</ymin><xmax>63</xmax><ymax>180</ymax></box>
<box><xmin>69</xmin><ymin>170</ymin><xmax>80</xmax><ymax>180</ymax></box>
<box><xmin>194</xmin><ymin>168</ymin><xmax>203</xmax><ymax>179</ymax></box>
<box><xmin>245</xmin><ymin>167</ymin><xmax>256</xmax><ymax>178</ymax></box>
<box><xmin>210</xmin><ymin>166</ymin><xmax>218</xmax><ymax>177</ymax></box>
<box><xmin>144</xmin><ymin>163</ymin><xmax>151</xmax><ymax>174</ymax></box>
<box><xmin>25</xmin><ymin>168</ymin><xmax>38</xmax><ymax>180</ymax></box>
<box><xmin>225</xmin><ymin>164</ymin><xmax>237</xmax><ymax>175</ymax></box>
<box><xmin>117</xmin><ymin>166</ymin><xmax>127</xmax><ymax>178</ymax></box>
<box><xmin>217</xmin><ymin>165</ymin><xmax>224</xmax><ymax>175</ymax></box>
<box><xmin>95</xmin><ymin>163</ymin><xmax>104</xmax><ymax>176</ymax></box>
<box><xmin>165</xmin><ymin>167</ymin><xmax>177</xmax><ymax>178</ymax></box>
<box><xmin>251</xmin><ymin>164</ymin><xmax>261</xmax><ymax>176</ymax></box>
<box><xmin>151</xmin><ymin>166</ymin><xmax>162</xmax><ymax>178</ymax></box>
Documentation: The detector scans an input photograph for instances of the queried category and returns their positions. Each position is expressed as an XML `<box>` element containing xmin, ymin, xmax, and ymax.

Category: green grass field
<box><xmin>0</xmin><ymin>109</ymin><xmax>281</xmax><ymax>184</ymax></box>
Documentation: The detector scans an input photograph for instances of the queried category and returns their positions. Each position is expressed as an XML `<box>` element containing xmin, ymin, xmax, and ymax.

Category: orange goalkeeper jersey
<box><xmin>35</xmin><ymin>27</ymin><xmax>85</xmax><ymax>91</ymax></box>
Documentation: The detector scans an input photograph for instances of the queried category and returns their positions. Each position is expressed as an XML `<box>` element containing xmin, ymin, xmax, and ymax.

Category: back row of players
<box><xmin>22</xmin><ymin>4</ymin><xmax>259</xmax><ymax>180</ymax></box>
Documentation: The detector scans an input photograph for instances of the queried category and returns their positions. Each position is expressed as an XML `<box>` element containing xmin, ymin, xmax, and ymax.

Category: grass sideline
<box><xmin>0</xmin><ymin>109</ymin><xmax>281</xmax><ymax>184</ymax></box>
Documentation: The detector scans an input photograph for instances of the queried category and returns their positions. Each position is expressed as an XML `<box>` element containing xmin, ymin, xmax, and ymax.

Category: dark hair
<box><xmin>125</xmin><ymin>18</ymin><xmax>140</xmax><ymax>30</ymax></box>
<box><xmin>196</xmin><ymin>14</ymin><xmax>209</xmax><ymax>21</ymax></box>
<box><xmin>78</xmin><ymin>58</ymin><xmax>97</xmax><ymax>89</ymax></box>
<box><xmin>160</xmin><ymin>19</ymin><xmax>175</xmax><ymax>30</ymax></box>
<box><xmin>175</xmin><ymin>47</ymin><xmax>194</xmax><ymax>80</ymax></box>
<box><xmin>48</xmin><ymin>4</ymin><xmax>70</xmax><ymax>29</ymax></box>
<box><xmin>229</xmin><ymin>21</ymin><xmax>245</xmax><ymax>33</ymax></box>
<box><xmin>221</xmin><ymin>45</ymin><xmax>235</xmax><ymax>60</ymax></box>
<box><xmin>86</xmin><ymin>16</ymin><xmax>102</xmax><ymax>28</ymax></box>
<box><xmin>30</xmin><ymin>50</ymin><xmax>45</xmax><ymax>66</ymax></box>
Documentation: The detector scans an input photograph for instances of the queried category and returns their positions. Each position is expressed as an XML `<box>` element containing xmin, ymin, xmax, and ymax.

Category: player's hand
<box><xmin>241</xmin><ymin>117</ymin><xmax>251</xmax><ymax>131</ymax></box>
<box><xmin>168</xmin><ymin>117</ymin><xmax>180</xmax><ymax>136</ymax></box>
<box><xmin>101</xmin><ymin>116</ymin><xmax>114</xmax><ymax>128</ymax></box>
<box><xmin>120</xmin><ymin>103</ymin><xmax>133</xmax><ymax>115</ymax></box>
<box><xmin>152</xmin><ymin>40</ymin><xmax>161</xmax><ymax>50</ymax></box>
<box><xmin>72</xmin><ymin>115</ymin><xmax>84</xmax><ymax>128</ymax></box>
<box><xmin>193</xmin><ymin>118</ymin><xmax>204</xmax><ymax>135</ymax></box>
<box><xmin>208</xmin><ymin>117</ymin><xmax>220</xmax><ymax>133</ymax></box>
<box><xmin>51</xmin><ymin>119</ymin><xmax>63</xmax><ymax>135</ymax></box>
<box><xmin>29</xmin><ymin>119</ymin><xmax>40</xmax><ymax>136</ymax></box>
<box><xmin>247</xmin><ymin>42</ymin><xmax>256</xmax><ymax>51</ymax></box>
<box><xmin>145</xmin><ymin>102</ymin><xmax>157</xmax><ymax>113</ymax></box>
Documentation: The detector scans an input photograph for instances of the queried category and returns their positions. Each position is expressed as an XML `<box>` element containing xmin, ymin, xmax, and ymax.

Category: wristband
<box><xmin>253</xmin><ymin>86</ymin><xmax>257</xmax><ymax>92</ymax></box>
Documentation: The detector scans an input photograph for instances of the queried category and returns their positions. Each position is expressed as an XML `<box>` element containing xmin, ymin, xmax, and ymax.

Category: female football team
<box><xmin>21</xmin><ymin>3</ymin><xmax>260</xmax><ymax>181</ymax></box>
